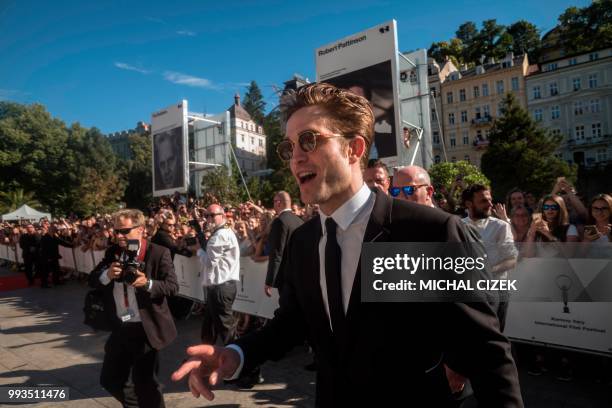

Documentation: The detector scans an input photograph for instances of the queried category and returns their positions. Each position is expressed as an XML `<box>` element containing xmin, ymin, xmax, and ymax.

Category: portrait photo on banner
<box><xmin>153</xmin><ymin>126</ymin><xmax>185</xmax><ymax>192</ymax></box>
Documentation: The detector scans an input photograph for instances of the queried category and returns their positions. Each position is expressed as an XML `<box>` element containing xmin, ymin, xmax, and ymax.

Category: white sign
<box><xmin>151</xmin><ymin>100</ymin><xmax>189</xmax><ymax>197</ymax></box>
<box><xmin>173</xmin><ymin>254</ymin><xmax>205</xmax><ymax>302</ymax></box>
<box><xmin>316</xmin><ymin>20</ymin><xmax>402</xmax><ymax>168</ymax></box>
<box><xmin>233</xmin><ymin>257</ymin><xmax>279</xmax><ymax>319</ymax></box>
<box><xmin>59</xmin><ymin>246</ymin><xmax>76</xmax><ymax>270</ymax></box>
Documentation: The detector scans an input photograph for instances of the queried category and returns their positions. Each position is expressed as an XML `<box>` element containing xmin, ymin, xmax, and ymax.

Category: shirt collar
<box><xmin>463</xmin><ymin>216</ymin><xmax>490</xmax><ymax>228</ymax></box>
<box><xmin>320</xmin><ymin>184</ymin><xmax>372</xmax><ymax>233</ymax></box>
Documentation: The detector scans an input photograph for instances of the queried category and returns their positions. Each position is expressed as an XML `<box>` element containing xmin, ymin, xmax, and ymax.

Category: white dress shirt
<box><xmin>226</xmin><ymin>184</ymin><xmax>375</xmax><ymax>378</ymax></box>
<box><xmin>197</xmin><ymin>225</ymin><xmax>240</xmax><ymax>286</ymax></box>
<box><xmin>99</xmin><ymin>246</ymin><xmax>146</xmax><ymax>322</ymax></box>
<box><xmin>318</xmin><ymin>184</ymin><xmax>375</xmax><ymax>326</ymax></box>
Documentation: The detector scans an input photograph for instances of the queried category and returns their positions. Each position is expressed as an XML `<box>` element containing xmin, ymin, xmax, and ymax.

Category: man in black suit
<box><xmin>89</xmin><ymin>209</ymin><xmax>178</xmax><ymax>408</ymax></box>
<box><xmin>172</xmin><ymin>83</ymin><xmax>523</xmax><ymax>407</ymax></box>
<box><xmin>19</xmin><ymin>223</ymin><xmax>40</xmax><ymax>286</ymax></box>
<box><xmin>264</xmin><ymin>191</ymin><xmax>304</xmax><ymax>297</ymax></box>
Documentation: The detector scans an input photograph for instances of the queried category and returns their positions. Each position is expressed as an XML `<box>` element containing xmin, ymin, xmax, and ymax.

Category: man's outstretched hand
<box><xmin>171</xmin><ymin>344</ymin><xmax>241</xmax><ymax>400</ymax></box>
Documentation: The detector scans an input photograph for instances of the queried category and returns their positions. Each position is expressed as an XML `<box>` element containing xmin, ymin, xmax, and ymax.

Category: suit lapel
<box><xmin>346</xmin><ymin>190</ymin><xmax>393</xmax><ymax>321</ymax></box>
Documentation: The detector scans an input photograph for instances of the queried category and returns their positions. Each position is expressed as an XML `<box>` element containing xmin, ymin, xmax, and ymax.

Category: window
<box><xmin>592</xmin><ymin>123</ymin><xmax>602</xmax><ymax>138</ymax></box>
<box><xmin>589</xmin><ymin>52</ymin><xmax>599</xmax><ymax>61</ymax></box>
<box><xmin>551</xmin><ymin>105</ymin><xmax>560</xmax><ymax>120</ymax></box>
<box><xmin>474</xmin><ymin>107</ymin><xmax>481</xmax><ymax>119</ymax></box>
<box><xmin>434</xmin><ymin>155</ymin><xmax>441</xmax><ymax>164</ymax></box>
<box><xmin>511</xmin><ymin>77</ymin><xmax>519</xmax><ymax>91</ymax></box>
<box><xmin>533</xmin><ymin>86</ymin><xmax>541</xmax><ymax>99</ymax></box>
<box><xmin>464</xmin><ymin>155</ymin><xmax>470</xmax><ymax>163</ymax></box>
<box><xmin>259</xmin><ymin>139</ymin><xmax>263</xmax><ymax>147</ymax></box>
<box><xmin>430</xmin><ymin>87</ymin><xmax>437</xmax><ymax>97</ymax></box>
<box><xmin>241</xmin><ymin>134</ymin><xmax>245</xmax><ymax>143</ymax></box>
<box><xmin>462</xmin><ymin>131</ymin><xmax>469</xmax><ymax>145</ymax></box>
<box><xmin>433</xmin><ymin>131</ymin><xmax>440</xmax><ymax>144</ymax></box>
<box><xmin>482</xmin><ymin>83</ymin><xmax>489</xmax><ymax>96</ymax></box>
<box><xmin>572</xmin><ymin>77</ymin><xmax>581</xmax><ymax>91</ymax></box>
<box><xmin>447</xmin><ymin>92</ymin><xmax>453</xmax><ymax>103</ymax></box>
<box><xmin>483</xmin><ymin>105</ymin><xmax>490</xmax><ymax>118</ymax></box>
<box><xmin>574</xmin><ymin>101</ymin><xmax>583</xmax><ymax>116</ymax></box>
<box><xmin>450</xmin><ymin>133</ymin><xmax>456</xmax><ymax>147</ymax></box>
<box><xmin>590</xmin><ymin>99</ymin><xmax>600</xmax><ymax>113</ymax></box>
<box><xmin>461</xmin><ymin>111</ymin><xmax>468</xmax><ymax>123</ymax></box>
<box><xmin>451</xmin><ymin>156</ymin><xmax>457</xmax><ymax>163</ymax></box>
<box><xmin>206</xmin><ymin>147</ymin><xmax>214</xmax><ymax>159</ymax></box>
<box><xmin>459</xmin><ymin>89</ymin><xmax>466</xmax><ymax>101</ymax></box>
<box><xmin>476</xmin><ymin>130</ymin><xmax>482</xmax><ymax>140</ymax></box>
<box><xmin>549</xmin><ymin>82</ymin><xmax>558</xmax><ymax>96</ymax></box>
<box><xmin>568</xmin><ymin>58</ymin><xmax>577</xmax><ymax>66</ymax></box>
<box><xmin>473</xmin><ymin>86</ymin><xmax>480</xmax><ymax>98</ymax></box>
<box><xmin>575</xmin><ymin>125</ymin><xmax>585</xmax><ymax>140</ymax></box>
<box><xmin>496</xmin><ymin>80</ymin><xmax>504</xmax><ymax>94</ymax></box>
<box><xmin>551</xmin><ymin>129</ymin><xmax>561</xmax><ymax>137</ymax></box>
<box><xmin>250</xmin><ymin>136</ymin><xmax>254</xmax><ymax>144</ymax></box>
<box><xmin>546</xmin><ymin>63</ymin><xmax>558</xmax><ymax>71</ymax></box>
<box><xmin>534</xmin><ymin>109</ymin><xmax>543</xmax><ymax>122</ymax></box>
<box><xmin>431</xmin><ymin>108</ymin><xmax>436</xmax><ymax>121</ymax></box>
<box><xmin>497</xmin><ymin>102</ymin><xmax>504</xmax><ymax>116</ymax></box>
<box><xmin>596</xmin><ymin>148</ymin><xmax>607</xmax><ymax>162</ymax></box>
<box><xmin>589</xmin><ymin>74</ymin><xmax>598</xmax><ymax>88</ymax></box>
<box><xmin>448</xmin><ymin>113</ymin><xmax>455</xmax><ymax>125</ymax></box>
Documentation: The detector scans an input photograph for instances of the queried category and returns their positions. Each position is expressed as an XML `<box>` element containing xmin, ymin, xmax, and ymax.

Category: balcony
<box><xmin>566</xmin><ymin>134</ymin><xmax>611</xmax><ymax>149</ymax></box>
<box><xmin>471</xmin><ymin>116</ymin><xmax>493</xmax><ymax>127</ymax></box>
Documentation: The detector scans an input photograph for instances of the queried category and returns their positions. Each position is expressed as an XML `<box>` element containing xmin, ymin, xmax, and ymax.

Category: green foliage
<box><xmin>429</xmin><ymin>18</ymin><xmax>543</xmax><ymax>65</ymax></box>
<box><xmin>0</xmin><ymin>101</ymin><xmax>125</xmax><ymax>216</ymax></box>
<box><xmin>201</xmin><ymin>166</ymin><xmax>242</xmax><ymax>206</ymax></box>
<box><xmin>480</xmin><ymin>93</ymin><xmax>576</xmax><ymax>200</ymax></box>
<box><xmin>558</xmin><ymin>0</ymin><xmax>612</xmax><ymax>54</ymax></box>
<box><xmin>122</xmin><ymin>132</ymin><xmax>153</xmax><ymax>209</ymax></box>
<box><xmin>242</xmin><ymin>80</ymin><xmax>266</xmax><ymax>125</ymax></box>
<box><xmin>429</xmin><ymin>161</ymin><xmax>490</xmax><ymax>205</ymax></box>
<box><xmin>0</xmin><ymin>188</ymin><xmax>42</xmax><ymax>213</ymax></box>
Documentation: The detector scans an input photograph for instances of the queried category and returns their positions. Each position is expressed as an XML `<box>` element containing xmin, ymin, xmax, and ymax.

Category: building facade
<box><xmin>428</xmin><ymin>58</ymin><xmax>458</xmax><ymax>164</ymax></box>
<box><xmin>526</xmin><ymin>47</ymin><xmax>612</xmax><ymax>168</ymax></box>
<box><xmin>228</xmin><ymin>94</ymin><xmax>267</xmax><ymax>175</ymax></box>
<box><xmin>438</xmin><ymin>54</ymin><xmax>531</xmax><ymax>167</ymax></box>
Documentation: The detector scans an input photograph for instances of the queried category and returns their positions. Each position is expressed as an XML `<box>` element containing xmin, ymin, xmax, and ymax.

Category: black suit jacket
<box><xmin>265</xmin><ymin>210</ymin><xmax>304</xmax><ymax>288</ymax></box>
<box><xmin>151</xmin><ymin>230</ymin><xmax>192</xmax><ymax>260</ymax></box>
<box><xmin>88</xmin><ymin>241</ymin><xmax>179</xmax><ymax>350</ymax></box>
<box><xmin>235</xmin><ymin>189</ymin><xmax>523</xmax><ymax>407</ymax></box>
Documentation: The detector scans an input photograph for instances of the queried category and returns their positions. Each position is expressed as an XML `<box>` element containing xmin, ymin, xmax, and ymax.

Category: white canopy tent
<box><xmin>1</xmin><ymin>204</ymin><xmax>51</xmax><ymax>222</ymax></box>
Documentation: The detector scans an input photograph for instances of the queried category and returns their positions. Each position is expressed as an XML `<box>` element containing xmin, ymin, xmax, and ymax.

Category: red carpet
<box><xmin>0</xmin><ymin>273</ymin><xmax>30</xmax><ymax>291</ymax></box>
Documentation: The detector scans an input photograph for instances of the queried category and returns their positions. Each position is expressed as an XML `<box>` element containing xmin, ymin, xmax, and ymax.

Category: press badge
<box><xmin>120</xmin><ymin>309</ymin><xmax>136</xmax><ymax>322</ymax></box>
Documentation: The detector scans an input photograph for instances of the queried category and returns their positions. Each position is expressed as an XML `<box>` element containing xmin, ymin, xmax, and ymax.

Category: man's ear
<box><xmin>348</xmin><ymin>136</ymin><xmax>366</xmax><ymax>165</ymax></box>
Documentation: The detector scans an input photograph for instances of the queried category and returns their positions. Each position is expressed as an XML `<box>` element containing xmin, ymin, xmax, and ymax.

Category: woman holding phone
<box><xmin>583</xmin><ymin>194</ymin><xmax>612</xmax><ymax>243</ymax></box>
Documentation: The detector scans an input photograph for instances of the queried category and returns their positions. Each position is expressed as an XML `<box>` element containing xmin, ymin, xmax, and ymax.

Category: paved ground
<box><xmin>0</xmin><ymin>266</ymin><xmax>610</xmax><ymax>407</ymax></box>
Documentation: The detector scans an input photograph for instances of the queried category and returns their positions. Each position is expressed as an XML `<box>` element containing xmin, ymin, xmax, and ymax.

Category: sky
<box><xmin>0</xmin><ymin>0</ymin><xmax>590</xmax><ymax>134</ymax></box>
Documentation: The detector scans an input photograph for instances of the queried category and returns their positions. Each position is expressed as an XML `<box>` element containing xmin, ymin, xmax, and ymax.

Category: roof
<box><xmin>1</xmin><ymin>204</ymin><xmax>52</xmax><ymax>221</ymax></box>
<box><xmin>227</xmin><ymin>94</ymin><xmax>253</xmax><ymax>122</ymax></box>
<box><xmin>453</xmin><ymin>55</ymin><xmax>527</xmax><ymax>81</ymax></box>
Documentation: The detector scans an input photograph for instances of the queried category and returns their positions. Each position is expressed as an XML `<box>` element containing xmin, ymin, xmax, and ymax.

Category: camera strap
<box><xmin>122</xmin><ymin>239</ymin><xmax>148</xmax><ymax>308</ymax></box>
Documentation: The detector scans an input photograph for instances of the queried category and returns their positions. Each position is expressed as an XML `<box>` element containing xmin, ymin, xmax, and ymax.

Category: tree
<box><xmin>200</xmin><ymin>166</ymin><xmax>242</xmax><ymax>206</ymax></box>
<box><xmin>558</xmin><ymin>1</ymin><xmax>612</xmax><ymax>54</ymax></box>
<box><xmin>428</xmin><ymin>39</ymin><xmax>464</xmax><ymax>66</ymax></box>
<box><xmin>242</xmin><ymin>80</ymin><xmax>266</xmax><ymax>125</ymax></box>
<box><xmin>0</xmin><ymin>188</ymin><xmax>42</xmax><ymax>213</ymax></box>
<box><xmin>428</xmin><ymin>161</ymin><xmax>490</xmax><ymax>209</ymax></box>
<box><xmin>506</xmin><ymin>20</ymin><xmax>542</xmax><ymax>60</ymax></box>
<box><xmin>480</xmin><ymin>93</ymin><xmax>576</xmax><ymax>200</ymax></box>
<box><xmin>122</xmin><ymin>132</ymin><xmax>153</xmax><ymax>209</ymax></box>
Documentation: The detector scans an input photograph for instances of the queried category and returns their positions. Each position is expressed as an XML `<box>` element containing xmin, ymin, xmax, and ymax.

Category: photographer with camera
<box><xmin>88</xmin><ymin>209</ymin><xmax>178</xmax><ymax>408</ymax></box>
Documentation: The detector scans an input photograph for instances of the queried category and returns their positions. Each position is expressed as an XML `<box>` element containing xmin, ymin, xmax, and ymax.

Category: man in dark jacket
<box><xmin>19</xmin><ymin>223</ymin><xmax>40</xmax><ymax>286</ymax></box>
<box><xmin>265</xmin><ymin>191</ymin><xmax>304</xmax><ymax>297</ymax></box>
<box><xmin>89</xmin><ymin>209</ymin><xmax>178</xmax><ymax>408</ymax></box>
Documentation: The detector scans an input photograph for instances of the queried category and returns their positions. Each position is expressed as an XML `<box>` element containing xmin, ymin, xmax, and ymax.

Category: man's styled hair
<box><xmin>112</xmin><ymin>209</ymin><xmax>145</xmax><ymax>227</ymax></box>
<box><xmin>367</xmin><ymin>159</ymin><xmax>389</xmax><ymax>176</ymax></box>
<box><xmin>461</xmin><ymin>183</ymin><xmax>490</xmax><ymax>206</ymax></box>
<box><xmin>281</xmin><ymin>83</ymin><xmax>374</xmax><ymax>168</ymax></box>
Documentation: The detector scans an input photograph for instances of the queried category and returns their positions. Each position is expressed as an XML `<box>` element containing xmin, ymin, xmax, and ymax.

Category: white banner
<box><xmin>92</xmin><ymin>250</ymin><xmax>106</xmax><ymax>267</ymax></box>
<box><xmin>173</xmin><ymin>254</ymin><xmax>205</xmax><ymax>302</ymax></box>
<box><xmin>15</xmin><ymin>246</ymin><xmax>22</xmax><ymax>263</ymax></box>
<box><xmin>505</xmin><ymin>257</ymin><xmax>612</xmax><ymax>355</ymax></box>
<box><xmin>74</xmin><ymin>249</ymin><xmax>95</xmax><ymax>274</ymax></box>
<box><xmin>8</xmin><ymin>246</ymin><xmax>16</xmax><ymax>262</ymax></box>
<box><xmin>58</xmin><ymin>246</ymin><xmax>76</xmax><ymax>269</ymax></box>
<box><xmin>0</xmin><ymin>245</ymin><xmax>8</xmax><ymax>260</ymax></box>
<box><xmin>173</xmin><ymin>255</ymin><xmax>279</xmax><ymax>319</ymax></box>
<box><xmin>233</xmin><ymin>257</ymin><xmax>279</xmax><ymax>319</ymax></box>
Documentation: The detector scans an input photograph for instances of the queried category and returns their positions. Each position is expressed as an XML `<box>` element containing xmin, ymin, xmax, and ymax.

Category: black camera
<box><xmin>116</xmin><ymin>239</ymin><xmax>145</xmax><ymax>284</ymax></box>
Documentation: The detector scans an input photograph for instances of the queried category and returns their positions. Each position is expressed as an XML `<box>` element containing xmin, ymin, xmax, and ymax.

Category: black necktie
<box><xmin>325</xmin><ymin>218</ymin><xmax>346</xmax><ymax>337</ymax></box>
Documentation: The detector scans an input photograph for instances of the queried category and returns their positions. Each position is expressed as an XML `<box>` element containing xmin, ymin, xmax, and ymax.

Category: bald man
<box><xmin>197</xmin><ymin>204</ymin><xmax>240</xmax><ymax>345</ymax></box>
<box><xmin>391</xmin><ymin>165</ymin><xmax>435</xmax><ymax>207</ymax></box>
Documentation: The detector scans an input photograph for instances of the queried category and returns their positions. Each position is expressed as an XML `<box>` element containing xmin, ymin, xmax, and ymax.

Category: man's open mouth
<box><xmin>297</xmin><ymin>171</ymin><xmax>317</xmax><ymax>185</ymax></box>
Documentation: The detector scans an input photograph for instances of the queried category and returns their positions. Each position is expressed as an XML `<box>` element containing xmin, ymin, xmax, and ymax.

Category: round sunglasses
<box><xmin>276</xmin><ymin>130</ymin><xmax>345</xmax><ymax>161</ymax></box>
<box><xmin>389</xmin><ymin>185</ymin><xmax>429</xmax><ymax>198</ymax></box>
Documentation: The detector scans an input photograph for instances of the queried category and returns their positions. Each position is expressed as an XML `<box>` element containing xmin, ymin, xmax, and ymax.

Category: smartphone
<box><xmin>584</xmin><ymin>225</ymin><xmax>598</xmax><ymax>236</ymax></box>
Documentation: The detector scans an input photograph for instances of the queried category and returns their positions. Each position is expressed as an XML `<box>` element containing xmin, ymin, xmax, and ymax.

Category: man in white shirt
<box><xmin>197</xmin><ymin>204</ymin><xmax>240</xmax><ymax>345</ymax></box>
<box><xmin>461</xmin><ymin>184</ymin><xmax>518</xmax><ymax>331</ymax></box>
